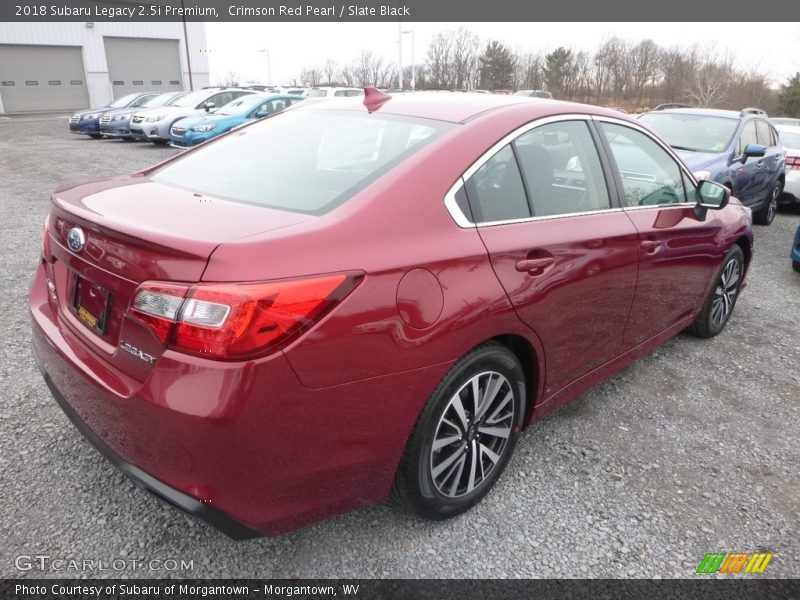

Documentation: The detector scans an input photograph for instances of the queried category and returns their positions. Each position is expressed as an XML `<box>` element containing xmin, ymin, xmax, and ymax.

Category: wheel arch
<box><xmin>491</xmin><ymin>333</ymin><xmax>541</xmax><ymax>428</ymax></box>
<box><xmin>733</xmin><ymin>235</ymin><xmax>752</xmax><ymax>271</ymax></box>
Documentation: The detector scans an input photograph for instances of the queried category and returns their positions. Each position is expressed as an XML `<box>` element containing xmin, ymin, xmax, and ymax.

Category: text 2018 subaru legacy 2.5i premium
<box><xmin>31</xmin><ymin>91</ymin><xmax>753</xmax><ymax>537</ymax></box>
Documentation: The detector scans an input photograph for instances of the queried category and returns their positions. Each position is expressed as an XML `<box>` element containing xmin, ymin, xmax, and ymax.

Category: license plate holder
<box><xmin>72</xmin><ymin>274</ymin><xmax>111</xmax><ymax>335</ymax></box>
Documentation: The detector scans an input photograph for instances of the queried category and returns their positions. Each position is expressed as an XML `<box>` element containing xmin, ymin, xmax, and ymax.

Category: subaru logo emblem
<box><xmin>67</xmin><ymin>227</ymin><xmax>86</xmax><ymax>252</ymax></box>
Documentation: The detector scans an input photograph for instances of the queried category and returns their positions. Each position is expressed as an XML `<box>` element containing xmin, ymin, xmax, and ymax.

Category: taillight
<box><xmin>129</xmin><ymin>274</ymin><xmax>361</xmax><ymax>360</ymax></box>
<box><xmin>786</xmin><ymin>156</ymin><xmax>800</xmax><ymax>170</ymax></box>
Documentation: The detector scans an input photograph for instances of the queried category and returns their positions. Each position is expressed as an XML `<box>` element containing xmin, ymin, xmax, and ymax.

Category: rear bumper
<box><xmin>38</xmin><ymin>366</ymin><xmax>260</xmax><ymax>540</ymax></box>
<box><xmin>29</xmin><ymin>263</ymin><xmax>440</xmax><ymax>536</ymax></box>
<box><xmin>781</xmin><ymin>170</ymin><xmax>800</xmax><ymax>204</ymax></box>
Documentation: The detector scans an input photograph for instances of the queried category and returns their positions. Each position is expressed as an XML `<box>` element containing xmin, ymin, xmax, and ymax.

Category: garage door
<box><xmin>0</xmin><ymin>44</ymin><xmax>89</xmax><ymax>112</ymax></box>
<box><xmin>104</xmin><ymin>37</ymin><xmax>182</xmax><ymax>99</ymax></box>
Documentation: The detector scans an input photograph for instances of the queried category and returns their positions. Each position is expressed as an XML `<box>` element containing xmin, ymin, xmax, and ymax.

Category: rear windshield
<box><xmin>150</xmin><ymin>110</ymin><xmax>454</xmax><ymax>215</ymax></box>
<box><xmin>305</xmin><ymin>89</ymin><xmax>328</xmax><ymax>97</ymax></box>
<box><xmin>639</xmin><ymin>113</ymin><xmax>739</xmax><ymax>153</ymax></box>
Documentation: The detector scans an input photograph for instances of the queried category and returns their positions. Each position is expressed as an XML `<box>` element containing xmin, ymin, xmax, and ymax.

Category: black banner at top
<box><xmin>2</xmin><ymin>0</ymin><xmax>799</xmax><ymax>22</ymax></box>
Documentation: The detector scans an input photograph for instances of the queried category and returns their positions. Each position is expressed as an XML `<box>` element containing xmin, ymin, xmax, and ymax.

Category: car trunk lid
<box><xmin>46</xmin><ymin>174</ymin><xmax>309</xmax><ymax>380</ymax></box>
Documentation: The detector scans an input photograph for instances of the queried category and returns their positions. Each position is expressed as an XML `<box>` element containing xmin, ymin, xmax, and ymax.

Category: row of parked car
<box><xmin>68</xmin><ymin>86</ymin><xmax>366</xmax><ymax>148</ymax></box>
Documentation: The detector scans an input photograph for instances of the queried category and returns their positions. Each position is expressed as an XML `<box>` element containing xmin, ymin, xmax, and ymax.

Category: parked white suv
<box><xmin>305</xmin><ymin>87</ymin><xmax>364</xmax><ymax>98</ymax></box>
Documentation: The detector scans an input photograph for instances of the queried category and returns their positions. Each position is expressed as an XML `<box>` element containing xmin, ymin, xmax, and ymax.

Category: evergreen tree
<box><xmin>544</xmin><ymin>47</ymin><xmax>574</xmax><ymax>98</ymax></box>
<box><xmin>777</xmin><ymin>73</ymin><xmax>800</xmax><ymax>117</ymax></box>
<box><xmin>479</xmin><ymin>41</ymin><xmax>516</xmax><ymax>90</ymax></box>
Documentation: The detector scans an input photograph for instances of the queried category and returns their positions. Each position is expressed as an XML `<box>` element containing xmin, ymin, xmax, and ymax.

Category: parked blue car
<box><xmin>69</xmin><ymin>92</ymin><xmax>159</xmax><ymax>138</ymax></box>
<box><xmin>640</xmin><ymin>108</ymin><xmax>786</xmax><ymax>225</ymax></box>
<box><xmin>100</xmin><ymin>91</ymin><xmax>187</xmax><ymax>140</ymax></box>
<box><xmin>169</xmin><ymin>93</ymin><xmax>303</xmax><ymax>148</ymax></box>
<box><xmin>792</xmin><ymin>224</ymin><xmax>800</xmax><ymax>273</ymax></box>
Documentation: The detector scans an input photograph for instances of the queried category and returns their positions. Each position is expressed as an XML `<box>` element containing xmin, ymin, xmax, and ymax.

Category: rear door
<box><xmin>756</xmin><ymin>119</ymin><xmax>784</xmax><ymax>200</ymax></box>
<box><xmin>595</xmin><ymin>119</ymin><xmax>721</xmax><ymax>346</ymax></box>
<box><xmin>463</xmin><ymin>117</ymin><xmax>640</xmax><ymax>397</ymax></box>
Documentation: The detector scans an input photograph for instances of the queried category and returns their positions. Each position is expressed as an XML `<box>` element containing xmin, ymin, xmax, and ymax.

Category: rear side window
<box><xmin>151</xmin><ymin>110</ymin><xmax>453</xmax><ymax>215</ymax></box>
<box><xmin>464</xmin><ymin>145</ymin><xmax>530</xmax><ymax>223</ymax></box>
<box><xmin>755</xmin><ymin>120</ymin><xmax>773</xmax><ymax>147</ymax></box>
<box><xmin>515</xmin><ymin>120</ymin><xmax>610</xmax><ymax>216</ymax></box>
<box><xmin>737</xmin><ymin>121</ymin><xmax>758</xmax><ymax>156</ymax></box>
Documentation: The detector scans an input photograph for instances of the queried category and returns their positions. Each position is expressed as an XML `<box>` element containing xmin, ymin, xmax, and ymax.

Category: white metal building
<box><xmin>0</xmin><ymin>22</ymin><xmax>210</xmax><ymax>113</ymax></box>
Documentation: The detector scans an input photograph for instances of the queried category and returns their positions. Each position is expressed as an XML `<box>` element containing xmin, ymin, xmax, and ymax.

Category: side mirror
<box><xmin>694</xmin><ymin>180</ymin><xmax>730</xmax><ymax>221</ymax></box>
<box><xmin>743</xmin><ymin>143</ymin><xmax>766</xmax><ymax>159</ymax></box>
<box><xmin>254</xmin><ymin>110</ymin><xmax>269</xmax><ymax>118</ymax></box>
<box><xmin>204</xmin><ymin>101</ymin><xmax>216</xmax><ymax>112</ymax></box>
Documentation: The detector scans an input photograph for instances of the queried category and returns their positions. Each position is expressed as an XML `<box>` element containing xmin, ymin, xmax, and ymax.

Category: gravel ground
<box><xmin>0</xmin><ymin>115</ymin><xmax>798</xmax><ymax>579</ymax></box>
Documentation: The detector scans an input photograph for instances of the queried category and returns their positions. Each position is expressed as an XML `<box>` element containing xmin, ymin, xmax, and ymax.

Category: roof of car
<box><xmin>776</xmin><ymin>124</ymin><xmax>800</xmax><ymax>134</ymax></box>
<box><xmin>645</xmin><ymin>107</ymin><xmax>745</xmax><ymax>120</ymax></box>
<box><xmin>293</xmin><ymin>92</ymin><xmax>628</xmax><ymax>124</ymax></box>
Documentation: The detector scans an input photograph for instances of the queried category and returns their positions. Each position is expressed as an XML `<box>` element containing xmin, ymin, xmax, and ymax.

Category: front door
<box><xmin>596</xmin><ymin>120</ymin><xmax>722</xmax><ymax>346</ymax></box>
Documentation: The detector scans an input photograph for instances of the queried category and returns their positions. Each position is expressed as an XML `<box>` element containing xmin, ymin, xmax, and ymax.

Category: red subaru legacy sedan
<box><xmin>30</xmin><ymin>91</ymin><xmax>753</xmax><ymax>537</ymax></box>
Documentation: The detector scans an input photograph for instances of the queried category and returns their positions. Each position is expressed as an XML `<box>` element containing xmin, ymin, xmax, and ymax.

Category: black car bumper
<box><xmin>39</xmin><ymin>367</ymin><xmax>262</xmax><ymax>540</ymax></box>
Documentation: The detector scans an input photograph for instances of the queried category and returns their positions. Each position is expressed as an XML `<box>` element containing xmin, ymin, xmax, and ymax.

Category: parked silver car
<box><xmin>129</xmin><ymin>88</ymin><xmax>254</xmax><ymax>144</ymax></box>
<box><xmin>776</xmin><ymin>125</ymin><xmax>800</xmax><ymax>206</ymax></box>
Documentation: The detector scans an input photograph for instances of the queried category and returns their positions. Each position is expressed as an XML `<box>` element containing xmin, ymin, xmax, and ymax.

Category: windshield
<box><xmin>778</xmin><ymin>130</ymin><xmax>800</xmax><ymax>149</ymax></box>
<box><xmin>217</xmin><ymin>95</ymin><xmax>264</xmax><ymax>115</ymax></box>
<box><xmin>171</xmin><ymin>91</ymin><xmax>213</xmax><ymax>108</ymax></box>
<box><xmin>305</xmin><ymin>89</ymin><xmax>328</xmax><ymax>97</ymax></box>
<box><xmin>142</xmin><ymin>93</ymin><xmax>178</xmax><ymax>108</ymax></box>
<box><xmin>639</xmin><ymin>113</ymin><xmax>739</xmax><ymax>153</ymax></box>
<box><xmin>109</xmin><ymin>93</ymin><xmax>139</xmax><ymax>108</ymax></box>
<box><xmin>151</xmin><ymin>110</ymin><xmax>454</xmax><ymax>215</ymax></box>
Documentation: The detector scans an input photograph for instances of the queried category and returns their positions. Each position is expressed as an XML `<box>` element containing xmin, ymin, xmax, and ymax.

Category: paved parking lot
<box><xmin>1</xmin><ymin>115</ymin><xmax>798</xmax><ymax>579</ymax></box>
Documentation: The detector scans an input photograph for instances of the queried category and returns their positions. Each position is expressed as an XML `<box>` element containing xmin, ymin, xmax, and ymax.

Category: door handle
<box><xmin>640</xmin><ymin>239</ymin><xmax>661</xmax><ymax>254</ymax></box>
<box><xmin>515</xmin><ymin>257</ymin><xmax>555</xmax><ymax>274</ymax></box>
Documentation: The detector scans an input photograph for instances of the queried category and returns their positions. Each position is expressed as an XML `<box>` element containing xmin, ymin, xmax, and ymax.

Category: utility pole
<box><xmin>403</xmin><ymin>29</ymin><xmax>415</xmax><ymax>91</ymax></box>
<box><xmin>397</xmin><ymin>23</ymin><xmax>403</xmax><ymax>90</ymax></box>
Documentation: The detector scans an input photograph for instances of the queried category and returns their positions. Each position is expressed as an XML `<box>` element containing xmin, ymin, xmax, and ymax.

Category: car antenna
<box><xmin>363</xmin><ymin>87</ymin><xmax>391</xmax><ymax>113</ymax></box>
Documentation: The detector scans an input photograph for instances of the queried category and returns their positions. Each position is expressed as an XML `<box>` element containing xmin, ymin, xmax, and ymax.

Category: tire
<box><xmin>391</xmin><ymin>342</ymin><xmax>526</xmax><ymax>520</ymax></box>
<box><xmin>753</xmin><ymin>182</ymin><xmax>781</xmax><ymax>226</ymax></box>
<box><xmin>793</xmin><ymin>260</ymin><xmax>800</xmax><ymax>273</ymax></box>
<box><xmin>688</xmin><ymin>245</ymin><xmax>745</xmax><ymax>338</ymax></box>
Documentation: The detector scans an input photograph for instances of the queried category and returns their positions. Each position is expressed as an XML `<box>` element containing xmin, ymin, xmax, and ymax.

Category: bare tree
<box><xmin>451</xmin><ymin>28</ymin><xmax>482</xmax><ymax>89</ymax></box>
<box><xmin>218</xmin><ymin>71</ymin><xmax>241</xmax><ymax>87</ymax></box>
<box><xmin>426</xmin><ymin>31</ymin><xmax>455</xmax><ymax>89</ymax></box>
<box><xmin>299</xmin><ymin>67</ymin><xmax>323</xmax><ymax>87</ymax></box>
<box><xmin>686</xmin><ymin>51</ymin><xmax>734</xmax><ymax>107</ymax></box>
<box><xmin>323</xmin><ymin>59</ymin><xmax>337</xmax><ymax>85</ymax></box>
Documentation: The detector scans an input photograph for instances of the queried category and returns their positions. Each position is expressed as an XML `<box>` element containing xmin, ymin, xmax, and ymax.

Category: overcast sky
<box><xmin>205</xmin><ymin>22</ymin><xmax>800</xmax><ymax>87</ymax></box>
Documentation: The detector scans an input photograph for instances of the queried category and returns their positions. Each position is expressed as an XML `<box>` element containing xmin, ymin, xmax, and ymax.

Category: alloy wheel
<box><xmin>767</xmin><ymin>185</ymin><xmax>779</xmax><ymax>223</ymax></box>
<box><xmin>710</xmin><ymin>258</ymin><xmax>740</xmax><ymax>329</ymax></box>
<box><xmin>430</xmin><ymin>371</ymin><xmax>515</xmax><ymax>498</ymax></box>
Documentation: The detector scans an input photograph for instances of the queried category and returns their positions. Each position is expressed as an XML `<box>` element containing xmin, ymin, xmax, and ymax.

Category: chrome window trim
<box><xmin>475</xmin><ymin>206</ymin><xmax>624</xmax><ymax>228</ymax></box>
<box><xmin>442</xmin><ymin>112</ymin><xmax>701</xmax><ymax>228</ymax></box>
